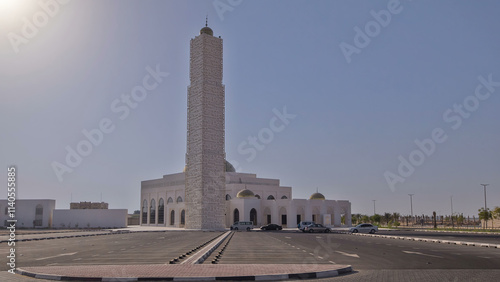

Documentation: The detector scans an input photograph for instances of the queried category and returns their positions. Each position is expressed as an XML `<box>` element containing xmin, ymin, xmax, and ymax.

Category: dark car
<box><xmin>260</xmin><ymin>224</ymin><xmax>283</xmax><ymax>231</ymax></box>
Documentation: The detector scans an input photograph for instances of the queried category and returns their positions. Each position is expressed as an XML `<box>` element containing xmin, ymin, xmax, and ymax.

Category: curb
<box><xmin>17</xmin><ymin>266</ymin><xmax>352</xmax><ymax>281</ymax></box>
<box><xmin>349</xmin><ymin>232</ymin><xmax>500</xmax><ymax>249</ymax></box>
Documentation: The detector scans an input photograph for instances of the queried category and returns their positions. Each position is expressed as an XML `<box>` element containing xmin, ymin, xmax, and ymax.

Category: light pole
<box><xmin>372</xmin><ymin>200</ymin><xmax>376</xmax><ymax>215</ymax></box>
<box><xmin>408</xmin><ymin>194</ymin><xmax>414</xmax><ymax>225</ymax></box>
<box><xmin>481</xmin><ymin>184</ymin><xmax>489</xmax><ymax>228</ymax></box>
<box><xmin>451</xmin><ymin>195</ymin><xmax>454</xmax><ymax>228</ymax></box>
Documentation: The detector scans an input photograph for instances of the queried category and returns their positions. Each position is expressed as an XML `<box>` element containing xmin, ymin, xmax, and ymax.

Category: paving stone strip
<box><xmin>180</xmin><ymin>231</ymin><xmax>232</xmax><ymax>264</ymax></box>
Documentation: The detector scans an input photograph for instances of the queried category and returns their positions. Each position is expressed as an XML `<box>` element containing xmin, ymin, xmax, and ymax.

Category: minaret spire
<box><xmin>206</xmin><ymin>15</ymin><xmax>208</xmax><ymax>27</ymax></box>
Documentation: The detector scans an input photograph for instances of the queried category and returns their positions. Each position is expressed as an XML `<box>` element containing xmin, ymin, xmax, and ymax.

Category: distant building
<box><xmin>0</xmin><ymin>199</ymin><xmax>55</xmax><ymax>228</ymax></box>
<box><xmin>0</xmin><ymin>199</ymin><xmax>126</xmax><ymax>228</ymax></box>
<box><xmin>70</xmin><ymin>201</ymin><xmax>109</xmax><ymax>209</ymax></box>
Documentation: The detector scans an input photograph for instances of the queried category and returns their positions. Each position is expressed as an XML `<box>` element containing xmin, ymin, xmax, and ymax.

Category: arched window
<box><xmin>142</xmin><ymin>199</ymin><xmax>148</xmax><ymax>224</ymax></box>
<box><xmin>181</xmin><ymin>210</ymin><xmax>185</xmax><ymax>225</ymax></box>
<box><xmin>170</xmin><ymin>210</ymin><xmax>175</xmax><ymax>225</ymax></box>
<box><xmin>250</xmin><ymin>208</ymin><xmax>257</xmax><ymax>225</ymax></box>
<box><xmin>150</xmin><ymin>199</ymin><xmax>156</xmax><ymax>224</ymax></box>
<box><xmin>233</xmin><ymin>208</ymin><xmax>239</xmax><ymax>223</ymax></box>
<box><xmin>281</xmin><ymin>195</ymin><xmax>288</xmax><ymax>199</ymax></box>
<box><xmin>35</xmin><ymin>204</ymin><xmax>43</xmax><ymax>226</ymax></box>
<box><xmin>167</xmin><ymin>197</ymin><xmax>173</xmax><ymax>204</ymax></box>
<box><xmin>176</xmin><ymin>196</ymin><xmax>183</xmax><ymax>203</ymax></box>
<box><xmin>225</xmin><ymin>194</ymin><xmax>231</xmax><ymax>201</ymax></box>
<box><xmin>255</xmin><ymin>194</ymin><xmax>261</xmax><ymax>199</ymax></box>
<box><xmin>267</xmin><ymin>195</ymin><xmax>275</xmax><ymax>200</ymax></box>
<box><xmin>158</xmin><ymin>198</ymin><xmax>165</xmax><ymax>224</ymax></box>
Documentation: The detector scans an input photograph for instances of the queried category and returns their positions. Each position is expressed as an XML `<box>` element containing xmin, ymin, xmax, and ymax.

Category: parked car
<box><xmin>349</xmin><ymin>223</ymin><xmax>378</xmax><ymax>234</ymax></box>
<box><xmin>230</xmin><ymin>221</ymin><xmax>254</xmax><ymax>231</ymax></box>
<box><xmin>304</xmin><ymin>223</ymin><xmax>330</xmax><ymax>233</ymax></box>
<box><xmin>260</xmin><ymin>223</ymin><xmax>283</xmax><ymax>231</ymax></box>
<box><xmin>298</xmin><ymin>221</ymin><xmax>315</xmax><ymax>232</ymax></box>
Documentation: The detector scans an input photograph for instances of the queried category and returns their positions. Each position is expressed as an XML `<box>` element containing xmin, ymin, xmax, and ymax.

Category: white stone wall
<box><xmin>185</xmin><ymin>31</ymin><xmax>226</xmax><ymax>230</ymax></box>
<box><xmin>0</xmin><ymin>199</ymin><xmax>55</xmax><ymax>228</ymax></box>
<box><xmin>53</xmin><ymin>209</ymin><xmax>127</xmax><ymax>228</ymax></box>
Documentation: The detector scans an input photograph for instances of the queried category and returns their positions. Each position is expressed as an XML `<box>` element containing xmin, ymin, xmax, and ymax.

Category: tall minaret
<box><xmin>185</xmin><ymin>21</ymin><xmax>226</xmax><ymax>230</ymax></box>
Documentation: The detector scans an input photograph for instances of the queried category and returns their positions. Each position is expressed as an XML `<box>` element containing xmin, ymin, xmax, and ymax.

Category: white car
<box><xmin>230</xmin><ymin>221</ymin><xmax>254</xmax><ymax>231</ymax></box>
<box><xmin>349</xmin><ymin>223</ymin><xmax>378</xmax><ymax>234</ymax></box>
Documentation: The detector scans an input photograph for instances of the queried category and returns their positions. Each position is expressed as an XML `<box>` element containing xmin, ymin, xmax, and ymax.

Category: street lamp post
<box><xmin>408</xmin><ymin>194</ymin><xmax>414</xmax><ymax>225</ymax></box>
<box><xmin>481</xmin><ymin>184</ymin><xmax>489</xmax><ymax>228</ymax></box>
<box><xmin>373</xmin><ymin>200</ymin><xmax>376</xmax><ymax>215</ymax></box>
<box><xmin>451</xmin><ymin>195</ymin><xmax>454</xmax><ymax>228</ymax></box>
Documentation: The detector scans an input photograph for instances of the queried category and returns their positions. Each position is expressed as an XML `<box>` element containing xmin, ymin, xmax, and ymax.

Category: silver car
<box><xmin>349</xmin><ymin>223</ymin><xmax>378</xmax><ymax>234</ymax></box>
<box><xmin>304</xmin><ymin>223</ymin><xmax>331</xmax><ymax>233</ymax></box>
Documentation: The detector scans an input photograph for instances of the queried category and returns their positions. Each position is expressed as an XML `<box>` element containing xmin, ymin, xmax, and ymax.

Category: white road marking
<box><xmin>285</xmin><ymin>237</ymin><xmax>291</xmax><ymax>239</ymax></box>
<box><xmin>478</xmin><ymin>256</ymin><xmax>491</xmax><ymax>259</ymax></box>
<box><xmin>335</xmin><ymin>251</ymin><xmax>360</xmax><ymax>258</ymax></box>
<box><xmin>402</xmin><ymin>250</ymin><xmax>443</xmax><ymax>258</ymax></box>
<box><xmin>329</xmin><ymin>261</ymin><xmax>336</xmax><ymax>264</ymax></box>
<box><xmin>309</xmin><ymin>253</ymin><xmax>315</xmax><ymax>256</ymax></box>
<box><xmin>35</xmin><ymin>252</ymin><xmax>78</xmax><ymax>261</ymax></box>
<box><xmin>302</xmin><ymin>250</ymin><xmax>306</xmax><ymax>252</ymax></box>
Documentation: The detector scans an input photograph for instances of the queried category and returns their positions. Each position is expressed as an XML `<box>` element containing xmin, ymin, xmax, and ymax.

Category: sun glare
<box><xmin>0</xmin><ymin>0</ymin><xmax>34</xmax><ymax>24</ymax></box>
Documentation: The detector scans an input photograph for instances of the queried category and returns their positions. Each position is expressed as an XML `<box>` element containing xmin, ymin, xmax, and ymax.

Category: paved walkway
<box><xmin>17</xmin><ymin>264</ymin><xmax>352</xmax><ymax>281</ymax></box>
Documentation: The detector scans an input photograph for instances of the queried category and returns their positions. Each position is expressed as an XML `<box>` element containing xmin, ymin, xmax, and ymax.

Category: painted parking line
<box><xmin>35</xmin><ymin>252</ymin><xmax>77</xmax><ymax>261</ymax></box>
<box><xmin>402</xmin><ymin>250</ymin><xmax>443</xmax><ymax>258</ymax></box>
<box><xmin>334</xmin><ymin>251</ymin><xmax>359</xmax><ymax>258</ymax></box>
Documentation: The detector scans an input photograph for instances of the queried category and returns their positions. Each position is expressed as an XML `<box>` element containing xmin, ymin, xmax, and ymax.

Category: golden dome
<box><xmin>310</xmin><ymin>192</ymin><xmax>326</xmax><ymax>200</ymax></box>
<box><xmin>236</xmin><ymin>189</ymin><xmax>255</xmax><ymax>198</ymax></box>
<box><xmin>200</xmin><ymin>26</ymin><xmax>213</xmax><ymax>36</ymax></box>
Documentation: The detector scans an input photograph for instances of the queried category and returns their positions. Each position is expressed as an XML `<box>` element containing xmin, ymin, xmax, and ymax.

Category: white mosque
<box><xmin>140</xmin><ymin>23</ymin><xmax>351</xmax><ymax>229</ymax></box>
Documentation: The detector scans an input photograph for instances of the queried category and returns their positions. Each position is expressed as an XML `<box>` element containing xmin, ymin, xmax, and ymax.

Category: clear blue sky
<box><xmin>1</xmin><ymin>0</ymin><xmax>499</xmax><ymax>217</ymax></box>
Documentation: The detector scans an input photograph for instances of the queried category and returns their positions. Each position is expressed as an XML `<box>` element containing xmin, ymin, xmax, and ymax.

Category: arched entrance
<box><xmin>35</xmin><ymin>204</ymin><xmax>43</xmax><ymax>227</ymax></box>
<box><xmin>158</xmin><ymin>198</ymin><xmax>165</xmax><ymax>224</ymax></box>
<box><xmin>180</xmin><ymin>210</ymin><xmax>185</xmax><ymax>226</ymax></box>
<box><xmin>279</xmin><ymin>207</ymin><xmax>287</xmax><ymax>227</ymax></box>
<box><xmin>250</xmin><ymin>208</ymin><xmax>257</xmax><ymax>225</ymax></box>
<box><xmin>150</xmin><ymin>199</ymin><xmax>156</xmax><ymax>224</ymax></box>
<box><xmin>170</xmin><ymin>210</ymin><xmax>175</xmax><ymax>225</ymax></box>
<box><xmin>233</xmin><ymin>208</ymin><xmax>239</xmax><ymax>223</ymax></box>
<box><xmin>142</xmin><ymin>199</ymin><xmax>148</xmax><ymax>224</ymax></box>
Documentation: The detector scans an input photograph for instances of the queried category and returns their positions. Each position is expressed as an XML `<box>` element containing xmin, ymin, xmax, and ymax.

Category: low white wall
<box><xmin>53</xmin><ymin>209</ymin><xmax>127</xmax><ymax>228</ymax></box>
<box><xmin>0</xmin><ymin>199</ymin><xmax>55</xmax><ymax>228</ymax></box>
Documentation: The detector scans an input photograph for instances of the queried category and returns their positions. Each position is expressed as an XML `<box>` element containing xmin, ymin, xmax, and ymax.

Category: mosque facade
<box><xmin>140</xmin><ymin>24</ymin><xmax>351</xmax><ymax>229</ymax></box>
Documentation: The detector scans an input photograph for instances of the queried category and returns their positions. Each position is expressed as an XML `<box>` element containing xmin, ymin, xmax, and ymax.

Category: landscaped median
<box><xmin>349</xmin><ymin>232</ymin><xmax>500</xmax><ymax>249</ymax></box>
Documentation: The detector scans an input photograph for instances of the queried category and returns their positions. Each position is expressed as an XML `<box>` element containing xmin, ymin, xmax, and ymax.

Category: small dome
<box><xmin>200</xmin><ymin>26</ymin><xmax>213</xmax><ymax>36</ymax></box>
<box><xmin>225</xmin><ymin>161</ymin><xmax>236</xmax><ymax>172</ymax></box>
<box><xmin>236</xmin><ymin>189</ymin><xmax>255</xmax><ymax>198</ymax></box>
<box><xmin>310</xmin><ymin>192</ymin><xmax>326</xmax><ymax>200</ymax></box>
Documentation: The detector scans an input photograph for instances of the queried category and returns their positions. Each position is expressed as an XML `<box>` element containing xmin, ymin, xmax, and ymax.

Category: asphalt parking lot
<box><xmin>2</xmin><ymin>231</ymin><xmax>222</xmax><ymax>270</ymax></box>
<box><xmin>3</xmin><ymin>229</ymin><xmax>500</xmax><ymax>281</ymax></box>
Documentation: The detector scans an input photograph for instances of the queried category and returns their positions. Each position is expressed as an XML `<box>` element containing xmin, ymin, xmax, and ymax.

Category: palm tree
<box><xmin>478</xmin><ymin>207</ymin><xmax>492</xmax><ymax>228</ymax></box>
<box><xmin>392</xmin><ymin>212</ymin><xmax>401</xmax><ymax>226</ymax></box>
<box><xmin>383</xmin><ymin>213</ymin><xmax>392</xmax><ymax>226</ymax></box>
